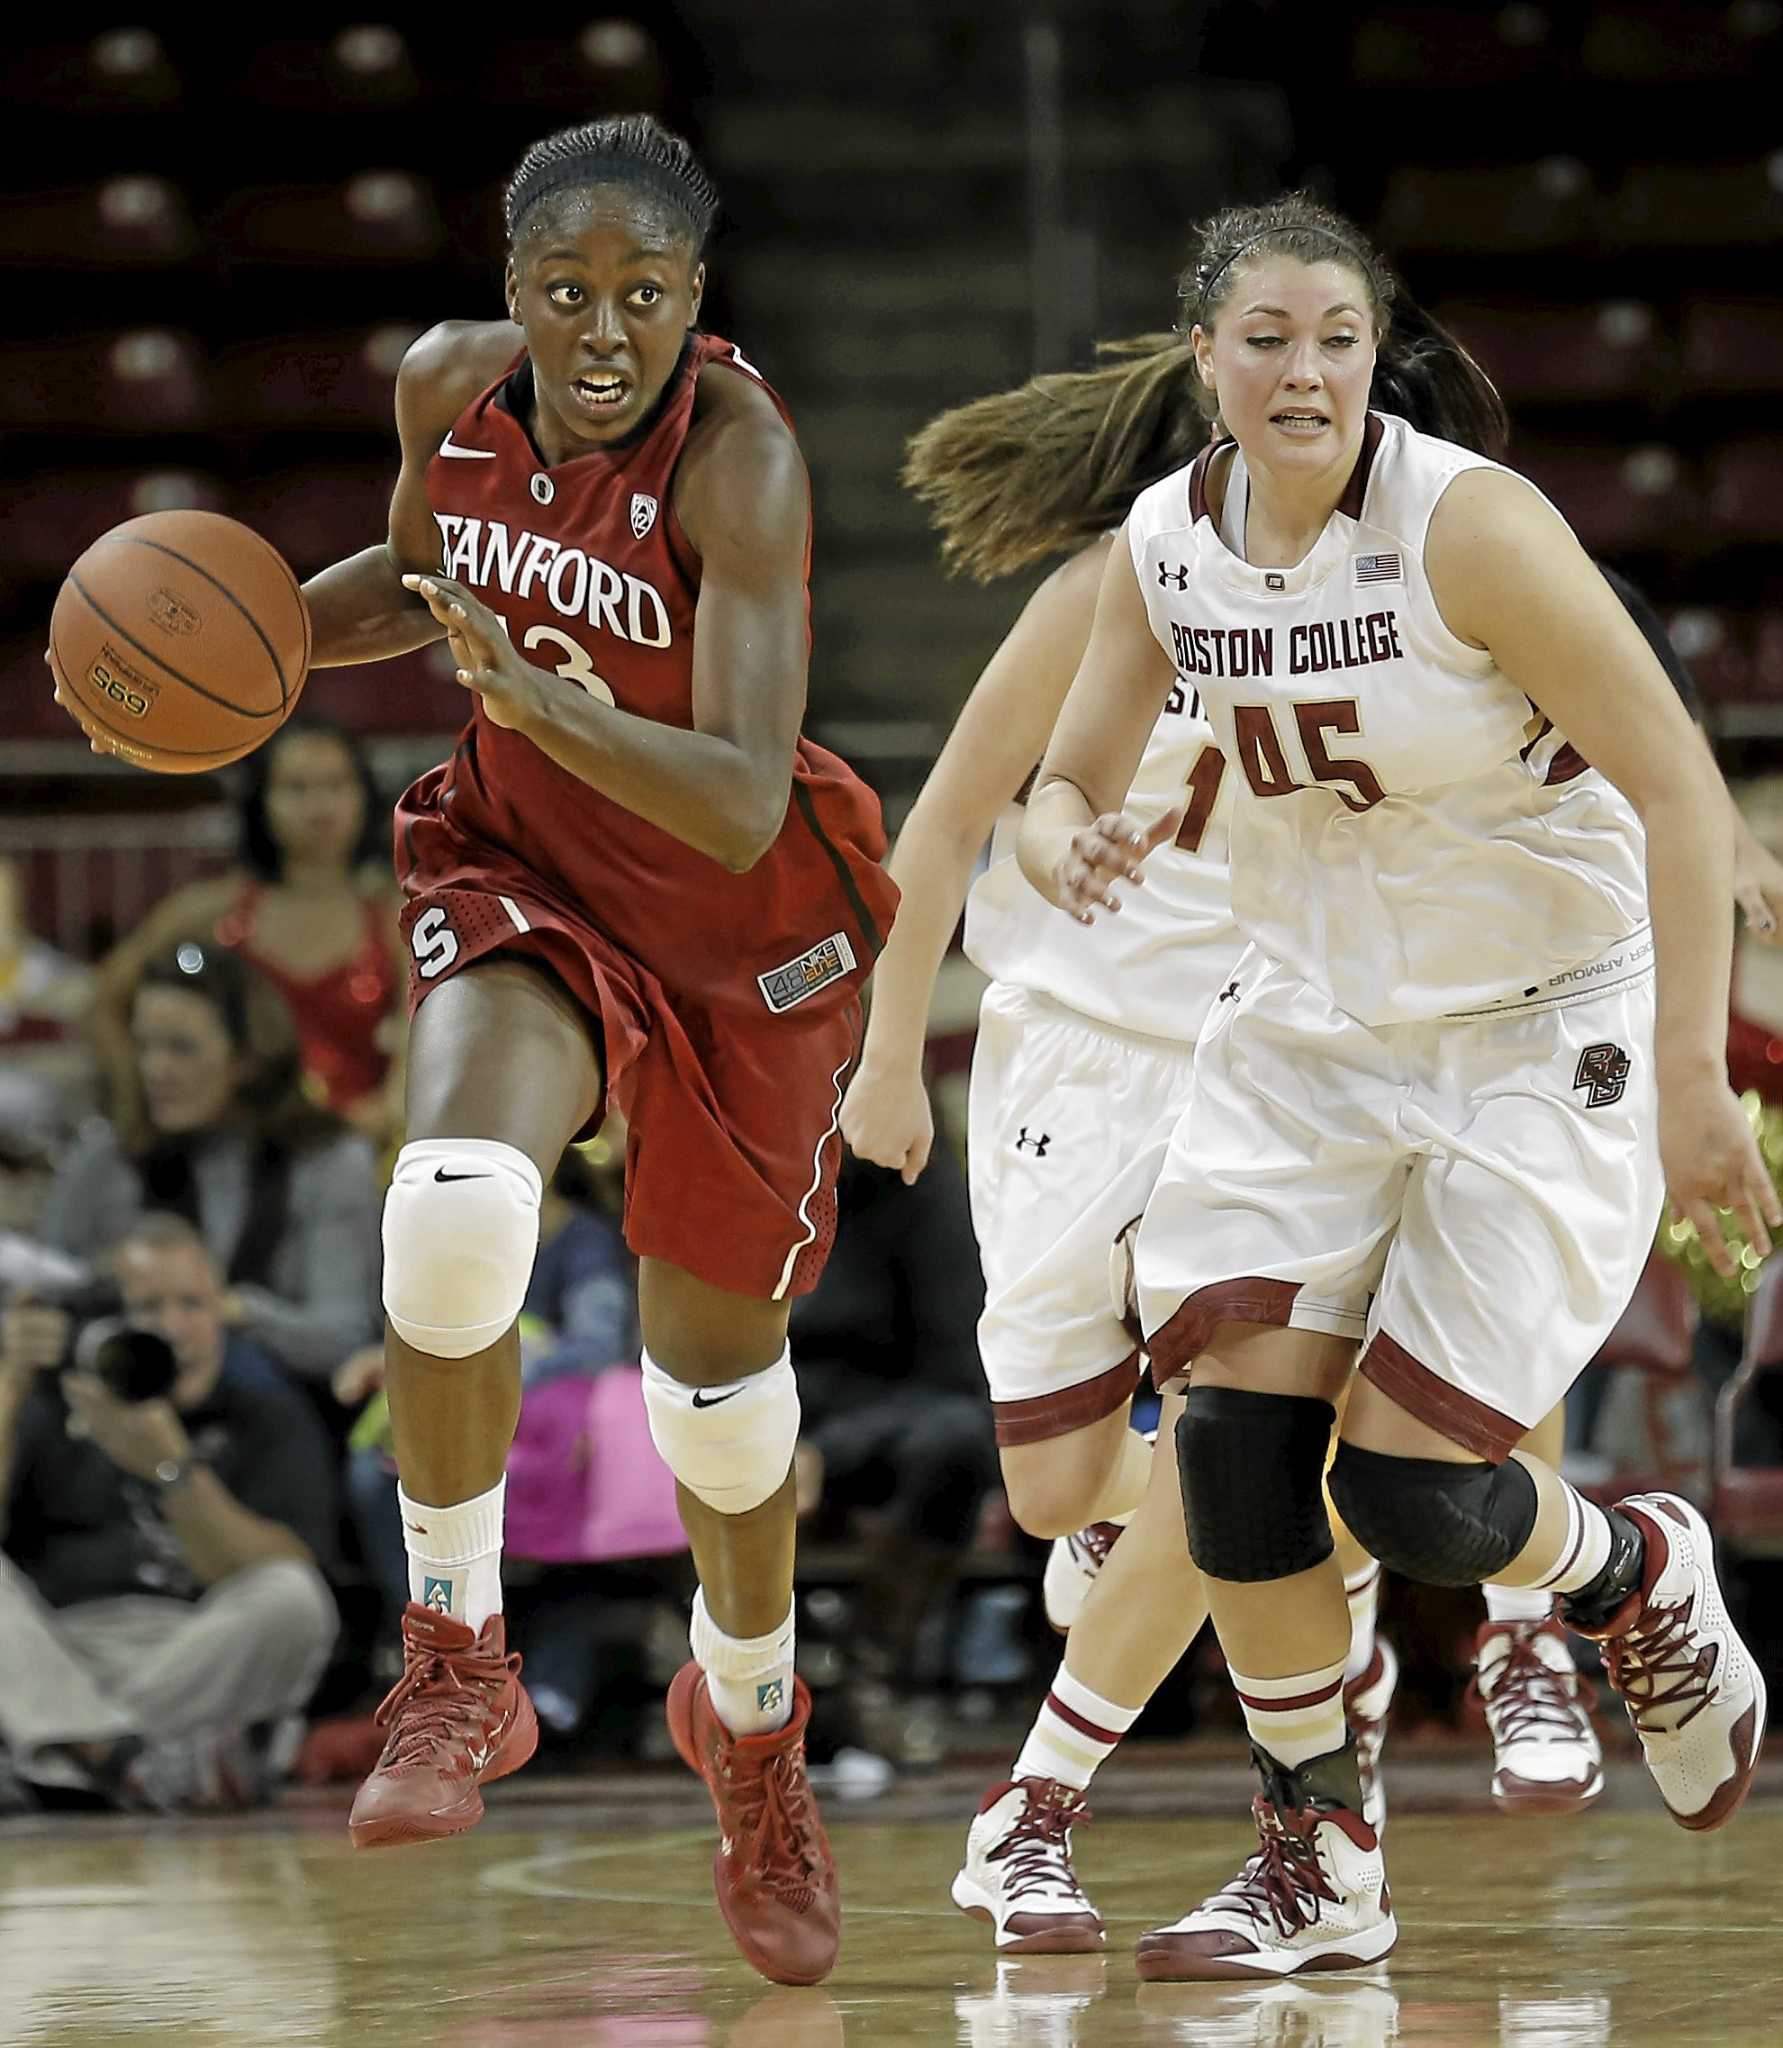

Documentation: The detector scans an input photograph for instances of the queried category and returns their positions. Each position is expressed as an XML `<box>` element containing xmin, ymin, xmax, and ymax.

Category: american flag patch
<box><xmin>758</xmin><ymin>932</ymin><xmax>857</xmax><ymax>1014</ymax></box>
<box><xmin>1354</xmin><ymin>552</ymin><xmax>1402</xmax><ymax>586</ymax></box>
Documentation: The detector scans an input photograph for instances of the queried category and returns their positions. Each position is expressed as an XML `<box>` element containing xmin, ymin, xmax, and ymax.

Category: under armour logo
<box><xmin>1573</xmin><ymin>1041</ymin><xmax>1631</xmax><ymax>1108</ymax></box>
<box><xmin>1015</xmin><ymin>1127</ymin><xmax>1051</xmax><ymax>1156</ymax></box>
<box><xmin>1157</xmin><ymin>561</ymin><xmax>1190</xmax><ymax>591</ymax></box>
<box><xmin>422</xmin><ymin>1576</ymin><xmax>453</xmax><ymax>1614</ymax></box>
<box><xmin>1218</xmin><ymin>980</ymin><xmax>1241</xmax><ymax>1004</ymax></box>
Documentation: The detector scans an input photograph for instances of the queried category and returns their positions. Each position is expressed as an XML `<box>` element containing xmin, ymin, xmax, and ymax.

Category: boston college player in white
<box><xmin>1020</xmin><ymin>191</ymin><xmax>1777</xmax><ymax>1979</ymax></box>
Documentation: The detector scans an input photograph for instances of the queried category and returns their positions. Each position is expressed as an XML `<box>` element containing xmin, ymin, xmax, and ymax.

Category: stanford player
<box><xmin>298</xmin><ymin>116</ymin><xmax>893</xmax><ymax>1985</ymax></box>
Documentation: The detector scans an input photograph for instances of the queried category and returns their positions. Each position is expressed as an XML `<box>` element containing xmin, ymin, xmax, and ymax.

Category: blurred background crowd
<box><xmin>4</xmin><ymin>1</ymin><xmax>1783</xmax><ymax>1817</ymax></box>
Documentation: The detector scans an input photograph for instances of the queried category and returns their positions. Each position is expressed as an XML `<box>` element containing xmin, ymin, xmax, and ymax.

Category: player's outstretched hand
<box><xmin>841</xmin><ymin>1058</ymin><xmax>934</xmax><ymax>1183</ymax></box>
<box><xmin>1661</xmin><ymin>1071</ymin><xmax>1782</xmax><ymax>1278</ymax></box>
<box><xmin>1733</xmin><ymin>818</ymin><xmax>1783</xmax><ymax>944</ymax></box>
<box><xmin>43</xmin><ymin>650</ymin><xmax>125</xmax><ymax>757</ymax></box>
<box><xmin>402</xmin><ymin>575</ymin><xmax>553</xmax><ymax>732</ymax></box>
<box><xmin>1053</xmin><ymin>805</ymin><xmax>1183</xmax><ymax>926</ymax></box>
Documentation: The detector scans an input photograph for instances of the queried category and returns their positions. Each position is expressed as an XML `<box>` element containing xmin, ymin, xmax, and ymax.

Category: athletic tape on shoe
<box><xmin>382</xmin><ymin>1139</ymin><xmax>542</xmax><ymax>1359</ymax></box>
<box><xmin>642</xmin><ymin>1346</ymin><xmax>799</xmax><ymax>1513</ymax></box>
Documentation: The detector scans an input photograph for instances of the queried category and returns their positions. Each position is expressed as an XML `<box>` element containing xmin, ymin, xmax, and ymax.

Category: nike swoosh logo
<box><xmin>439</xmin><ymin>434</ymin><xmax>497</xmax><ymax>459</ymax></box>
<box><xmin>690</xmin><ymin>1387</ymin><xmax>744</xmax><ymax>1409</ymax></box>
<box><xmin>434</xmin><ymin>1168</ymin><xmax>491</xmax><ymax>1183</ymax></box>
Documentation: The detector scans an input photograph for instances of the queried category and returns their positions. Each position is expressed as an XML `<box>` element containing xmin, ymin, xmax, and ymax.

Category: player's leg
<box><xmin>1473</xmin><ymin>1396</ymin><xmax>1603</xmax><ymax>1814</ymax></box>
<box><xmin>351</xmin><ymin>958</ymin><xmax>600</xmax><ymax>1848</ymax></box>
<box><xmin>955</xmin><ymin>1391</ymin><xmax>1205</xmax><ymax>1952</ymax></box>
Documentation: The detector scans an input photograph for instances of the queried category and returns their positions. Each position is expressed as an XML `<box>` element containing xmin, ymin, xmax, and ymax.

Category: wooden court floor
<box><xmin>4</xmin><ymin>1750</ymin><xmax>1781</xmax><ymax>2046</ymax></box>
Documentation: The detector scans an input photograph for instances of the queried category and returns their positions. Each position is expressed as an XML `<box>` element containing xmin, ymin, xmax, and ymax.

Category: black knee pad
<box><xmin>1327</xmin><ymin>1442</ymin><xmax>1538</xmax><ymax>1587</ymax></box>
<box><xmin>1177</xmin><ymin>1386</ymin><xmax>1336</xmax><ymax>1582</ymax></box>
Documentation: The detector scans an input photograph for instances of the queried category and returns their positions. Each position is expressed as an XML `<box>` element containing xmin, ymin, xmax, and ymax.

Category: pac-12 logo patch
<box><xmin>1573</xmin><ymin>1041</ymin><xmax>1631</xmax><ymax>1107</ymax></box>
<box><xmin>630</xmin><ymin>492</ymin><xmax>659</xmax><ymax>540</ymax></box>
<box><xmin>757</xmin><ymin>932</ymin><xmax>857</xmax><ymax>1013</ymax></box>
<box><xmin>422</xmin><ymin>1576</ymin><xmax>453</xmax><ymax>1614</ymax></box>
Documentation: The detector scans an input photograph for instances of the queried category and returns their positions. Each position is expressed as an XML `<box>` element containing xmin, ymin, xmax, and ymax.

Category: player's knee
<box><xmin>999</xmin><ymin>1455</ymin><xmax>1112</xmax><ymax>1541</ymax></box>
<box><xmin>641</xmin><ymin>1346</ymin><xmax>799</xmax><ymax>1514</ymax></box>
<box><xmin>1177</xmin><ymin>1385</ymin><xmax>1336</xmax><ymax>1581</ymax></box>
<box><xmin>1326</xmin><ymin>1441</ymin><xmax>1538</xmax><ymax>1587</ymax></box>
<box><xmin>382</xmin><ymin>1140</ymin><xmax>542</xmax><ymax>1360</ymax></box>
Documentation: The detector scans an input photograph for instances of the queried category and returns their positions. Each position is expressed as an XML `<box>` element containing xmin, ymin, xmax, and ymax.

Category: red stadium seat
<box><xmin>1578</xmin><ymin>1248</ymin><xmax>1702</xmax><ymax>1504</ymax></box>
<box><xmin>1683</xmin><ymin>302</ymin><xmax>1783</xmax><ymax>395</ymax></box>
<box><xmin>0</xmin><ymin>332</ymin><xmax>208</xmax><ymax>434</ymax></box>
<box><xmin>1609</xmin><ymin>161</ymin><xmax>1783</xmax><ymax>249</ymax></box>
<box><xmin>1706</xmin><ymin>441</ymin><xmax>1783</xmax><ymax>542</ymax></box>
<box><xmin>215</xmin><ymin>326</ymin><xmax>421</xmax><ymax>431</ymax></box>
<box><xmin>1378</xmin><ymin>161</ymin><xmax>1598</xmax><ymax>256</ymax></box>
<box><xmin>0</xmin><ymin>30</ymin><xmax>183</xmax><ymax>114</ymax></box>
<box><xmin>1666</xmin><ymin>608</ymin><xmax>1753</xmax><ymax>703</ymax></box>
<box><xmin>209</xmin><ymin>175</ymin><xmax>445</xmax><ymax>267</ymax></box>
<box><xmin>471</xmin><ymin>25</ymin><xmax>670</xmax><ymax>112</ymax></box>
<box><xmin>1350</xmin><ymin>6</ymin><xmax>1561</xmax><ymax>87</ymax></box>
<box><xmin>0</xmin><ymin>178</ymin><xmax>198</xmax><ymax>269</ymax></box>
<box><xmin>1436</xmin><ymin>300</ymin><xmax>1658</xmax><ymax>405</ymax></box>
<box><xmin>298</xmin><ymin>645</ymin><xmax>469</xmax><ymax>738</ymax></box>
<box><xmin>1514</xmin><ymin>443</ymin><xmax>1694</xmax><ymax>555</ymax></box>
<box><xmin>1753</xmin><ymin>612</ymin><xmax>1783</xmax><ymax>698</ymax></box>
<box><xmin>4</xmin><ymin>469</ymin><xmax>227</xmax><ymax>582</ymax></box>
<box><xmin>0</xmin><ymin>634</ymin><xmax>75</xmax><ymax>741</ymax></box>
<box><xmin>233</xmin><ymin>468</ymin><xmax>397</xmax><ymax>578</ymax></box>
<box><xmin>227</xmin><ymin>29</ymin><xmax>427</xmax><ymax>111</ymax></box>
<box><xmin>1582</xmin><ymin>4</ymin><xmax>1779</xmax><ymax>82</ymax></box>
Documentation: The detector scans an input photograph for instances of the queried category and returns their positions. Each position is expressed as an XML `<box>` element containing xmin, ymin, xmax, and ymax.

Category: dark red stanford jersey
<box><xmin>395</xmin><ymin>331</ymin><xmax>895</xmax><ymax>1016</ymax></box>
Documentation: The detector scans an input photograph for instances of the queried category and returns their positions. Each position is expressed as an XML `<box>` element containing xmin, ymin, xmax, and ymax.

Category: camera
<box><xmin>0</xmin><ymin>1232</ymin><xmax>180</xmax><ymax>1403</ymax></box>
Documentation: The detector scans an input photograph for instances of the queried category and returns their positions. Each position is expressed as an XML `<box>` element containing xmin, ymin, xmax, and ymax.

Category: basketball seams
<box><xmin>245</xmin><ymin>527</ymin><xmax>313</xmax><ymax>704</ymax></box>
<box><xmin>108</xmin><ymin>528</ymin><xmax>295</xmax><ymax>708</ymax></box>
<box><xmin>66</xmin><ymin>567</ymin><xmax>285</xmax><ymax>721</ymax></box>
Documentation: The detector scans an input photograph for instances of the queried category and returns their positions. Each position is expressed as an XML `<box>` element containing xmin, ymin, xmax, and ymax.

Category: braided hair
<box><xmin>505</xmin><ymin>113</ymin><xmax>719</xmax><ymax>250</ymax></box>
<box><xmin>1182</xmin><ymin>191</ymin><xmax>1508</xmax><ymax>460</ymax></box>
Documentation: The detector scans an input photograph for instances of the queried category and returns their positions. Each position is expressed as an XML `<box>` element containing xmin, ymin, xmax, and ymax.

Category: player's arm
<box><xmin>1428</xmin><ymin>467</ymin><xmax>1780</xmax><ymax>1271</ymax></box>
<box><xmin>302</xmin><ymin>322</ymin><xmax>515</xmax><ymax>668</ymax></box>
<box><xmin>1016</xmin><ymin>526</ymin><xmax>1183</xmax><ymax>922</ymax></box>
<box><xmin>843</xmin><ymin>539</ymin><xmax>1113</xmax><ymax>1181</ymax></box>
<box><xmin>405</xmin><ymin>377</ymin><xmax>811</xmax><ymax>871</ymax></box>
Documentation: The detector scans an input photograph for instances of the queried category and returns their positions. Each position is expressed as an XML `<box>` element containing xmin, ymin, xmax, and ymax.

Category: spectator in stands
<box><xmin>0</xmin><ymin>1211</ymin><xmax>339</xmax><ymax>1812</ymax></box>
<box><xmin>39</xmin><ymin>942</ymin><xmax>381</xmax><ymax>1387</ymax></box>
<box><xmin>790</xmin><ymin>1144</ymin><xmax>995</xmax><ymax>1765</ymax></box>
<box><xmin>0</xmin><ymin>855</ymin><xmax>96</xmax><ymax>1140</ymax></box>
<box><xmin>92</xmin><ymin>720</ymin><xmax>404</xmax><ymax>1141</ymax></box>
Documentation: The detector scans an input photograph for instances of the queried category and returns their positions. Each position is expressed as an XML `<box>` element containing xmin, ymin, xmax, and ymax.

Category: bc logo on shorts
<box><xmin>1573</xmin><ymin>1041</ymin><xmax>1631</xmax><ymax>1107</ymax></box>
<box><xmin>757</xmin><ymin>932</ymin><xmax>857</xmax><ymax>1014</ymax></box>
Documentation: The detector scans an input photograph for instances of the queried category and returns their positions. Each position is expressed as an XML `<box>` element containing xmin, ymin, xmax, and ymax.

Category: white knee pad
<box><xmin>382</xmin><ymin>1140</ymin><xmax>542</xmax><ymax>1359</ymax></box>
<box><xmin>641</xmin><ymin>1346</ymin><xmax>799</xmax><ymax>1514</ymax></box>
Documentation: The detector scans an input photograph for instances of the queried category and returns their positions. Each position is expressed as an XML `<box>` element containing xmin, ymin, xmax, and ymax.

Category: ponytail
<box><xmin>1370</xmin><ymin>292</ymin><xmax>1508</xmax><ymax>460</ymax></box>
<box><xmin>903</xmin><ymin>336</ymin><xmax>1209</xmax><ymax>583</ymax></box>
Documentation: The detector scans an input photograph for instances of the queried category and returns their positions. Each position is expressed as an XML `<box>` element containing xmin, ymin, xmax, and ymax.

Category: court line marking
<box><xmin>478</xmin><ymin>1844</ymin><xmax>1780</xmax><ymax>1932</ymax></box>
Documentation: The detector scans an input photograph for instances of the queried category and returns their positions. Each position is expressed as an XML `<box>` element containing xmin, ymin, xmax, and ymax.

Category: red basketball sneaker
<box><xmin>666</xmin><ymin>1661</ymin><xmax>840</xmax><ymax>1985</ymax></box>
<box><xmin>348</xmin><ymin>1603</ymin><xmax>537</xmax><ymax>1849</ymax></box>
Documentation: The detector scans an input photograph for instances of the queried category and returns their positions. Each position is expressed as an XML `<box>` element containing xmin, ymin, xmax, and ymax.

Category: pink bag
<box><xmin>505</xmin><ymin>1367</ymin><xmax>688</xmax><ymax>1564</ymax></box>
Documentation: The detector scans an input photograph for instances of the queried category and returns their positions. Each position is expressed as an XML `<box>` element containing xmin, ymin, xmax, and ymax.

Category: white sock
<box><xmin>690</xmin><ymin>1589</ymin><xmax>795</xmax><ymax>1737</ymax></box>
<box><xmin>1013</xmin><ymin>1661</ymin><xmax>1142</xmax><ymax>1792</ymax></box>
<box><xmin>399</xmin><ymin>1477</ymin><xmax>505</xmax><ymax>1632</ymax></box>
<box><xmin>1343</xmin><ymin>1562</ymin><xmax>1382</xmax><ymax>1682</ymax></box>
<box><xmin>1524</xmin><ymin>1481</ymin><xmax>1613</xmax><ymax>1596</ymax></box>
<box><xmin>1483</xmin><ymin>1582</ymin><xmax>1555</xmax><ymax>1625</ymax></box>
<box><xmin>1229</xmin><ymin>1656</ymin><xmax>1348</xmax><ymax>1771</ymax></box>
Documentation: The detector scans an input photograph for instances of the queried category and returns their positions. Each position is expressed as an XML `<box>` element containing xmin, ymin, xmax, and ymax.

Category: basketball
<box><xmin>48</xmin><ymin>509</ymin><xmax>310</xmax><ymax>774</ymax></box>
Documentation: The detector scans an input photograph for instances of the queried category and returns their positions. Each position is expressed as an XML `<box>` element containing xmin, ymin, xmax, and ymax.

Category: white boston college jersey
<box><xmin>964</xmin><ymin>684</ymin><xmax>1240</xmax><ymax>1046</ymax></box>
<box><xmin>1126</xmin><ymin>411</ymin><xmax>1648</xmax><ymax>1025</ymax></box>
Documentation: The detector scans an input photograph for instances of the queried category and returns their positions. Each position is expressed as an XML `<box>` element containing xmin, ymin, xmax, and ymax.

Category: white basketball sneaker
<box><xmin>951</xmin><ymin>1777</ymin><xmax>1106</xmax><ymax>1953</ymax></box>
<box><xmin>1135</xmin><ymin>1774</ymin><xmax>1395</xmax><ymax>1981</ymax></box>
<box><xmin>1576</xmin><ymin>1493</ymin><xmax>1767</xmax><ymax>1832</ymax></box>
<box><xmin>1042</xmin><ymin>1521</ymin><xmax>1126</xmax><ymax>1634</ymax></box>
<box><xmin>1341</xmin><ymin>1636</ymin><xmax>1397</xmax><ymax>1836</ymax></box>
<box><xmin>1472</xmin><ymin>1617</ymin><xmax>1603</xmax><ymax>1814</ymax></box>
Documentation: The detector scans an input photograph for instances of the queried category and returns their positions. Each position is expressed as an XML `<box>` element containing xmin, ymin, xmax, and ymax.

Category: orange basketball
<box><xmin>48</xmin><ymin>509</ymin><xmax>310</xmax><ymax>774</ymax></box>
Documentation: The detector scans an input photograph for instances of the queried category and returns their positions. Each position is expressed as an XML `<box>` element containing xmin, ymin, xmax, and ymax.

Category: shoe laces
<box><xmin>1221</xmin><ymin>1800</ymin><xmax>1339</xmax><ymax>1938</ymax></box>
<box><xmin>719</xmin><ymin>1741</ymin><xmax>827</xmax><ymax>1912</ymax></box>
<box><xmin>1605</xmin><ymin>1592</ymin><xmax>1718</xmax><ymax>1737</ymax></box>
<box><xmin>988</xmin><ymin>1779</ymin><xmax>1092</xmax><ymax>1900</ymax></box>
<box><xmin>1468</xmin><ymin>1624</ymin><xmax>1598</xmax><ymax>1745</ymax></box>
<box><xmin>374</xmin><ymin>1632</ymin><xmax>518</xmax><ymax>1773</ymax></box>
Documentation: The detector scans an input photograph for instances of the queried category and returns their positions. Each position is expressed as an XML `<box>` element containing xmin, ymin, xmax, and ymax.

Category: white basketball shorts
<box><xmin>969</xmin><ymin>981</ymin><xmax>1201</xmax><ymax>1447</ymax></box>
<box><xmin>1135</xmin><ymin>933</ymin><xmax>1664</xmax><ymax>1461</ymax></box>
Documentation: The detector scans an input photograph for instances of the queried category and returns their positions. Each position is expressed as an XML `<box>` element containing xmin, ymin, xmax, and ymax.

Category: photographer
<box><xmin>0</xmin><ymin>1212</ymin><xmax>339</xmax><ymax>1811</ymax></box>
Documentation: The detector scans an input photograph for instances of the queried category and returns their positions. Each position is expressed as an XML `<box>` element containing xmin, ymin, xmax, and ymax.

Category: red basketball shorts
<box><xmin>398</xmin><ymin>861</ymin><xmax>860</xmax><ymax>1303</ymax></box>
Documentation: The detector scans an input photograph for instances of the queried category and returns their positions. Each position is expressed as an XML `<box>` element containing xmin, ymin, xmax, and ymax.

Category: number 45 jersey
<box><xmin>1127</xmin><ymin>411</ymin><xmax>1648</xmax><ymax>1026</ymax></box>
<box><xmin>394</xmin><ymin>330</ymin><xmax>895</xmax><ymax>1020</ymax></box>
